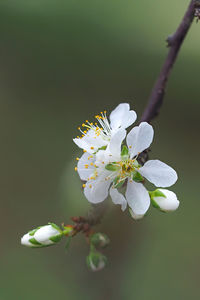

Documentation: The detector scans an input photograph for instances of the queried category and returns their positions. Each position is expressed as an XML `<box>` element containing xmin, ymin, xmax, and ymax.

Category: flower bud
<box><xmin>21</xmin><ymin>223</ymin><xmax>63</xmax><ymax>248</ymax></box>
<box><xmin>90</xmin><ymin>233</ymin><xmax>110</xmax><ymax>248</ymax></box>
<box><xmin>86</xmin><ymin>251</ymin><xmax>107</xmax><ymax>272</ymax></box>
<box><xmin>150</xmin><ymin>189</ymin><xmax>179</xmax><ymax>212</ymax></box>
<box><xmin>129</xmin><ymin>208</ymin><xmax>144</xmax><ymax>220</ymax></box>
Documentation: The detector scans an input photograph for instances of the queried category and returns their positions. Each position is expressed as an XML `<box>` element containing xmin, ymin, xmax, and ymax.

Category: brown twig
<box><xmin>72</xmin><ymin>0</ymin><xmax>198</xmax><ymax>229</ymax></box>
<box><xmin>140</xmin><ymin>0</ymin><xmax>196</xmax><ymax>123</ymax></box>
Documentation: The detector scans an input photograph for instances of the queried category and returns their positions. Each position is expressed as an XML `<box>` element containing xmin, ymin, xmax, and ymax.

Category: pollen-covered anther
<box><xmin>90</xmin><ymin>162</ymin><xmax>94</xmax><ymax>166</ymax></box>
<box><xmin>74</xmin><ymin>167</ymin><xmax>77</xmax><ymax>171</ymax></box>
<box><xmin>76</xmin><ymin>157</ymin><xmax>79</xmax><ymax>161</ymax></box>
<box><xmin>82</xmin><ymin>184</ymin><xmax>86</xmax><ymax>188</ymax></box>
<box><xmin>90</xmin><ymin>147</ymin><xmax>94</xmax><ymax>150</ymax></box>
<box><xmin>84</xmin><ymin>164</ymin><xmax>89</xmax><ymax>169</ymax></box>
<box><xmin>89</xmin><ymin>184</ymin><xmax>92</xmax><ymax>188</ymax></box>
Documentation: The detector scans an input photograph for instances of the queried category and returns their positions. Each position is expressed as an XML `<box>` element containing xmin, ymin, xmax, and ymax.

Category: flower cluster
<box><xmin>74</xmin><ymin>103</ymin><xmax>179</xmax><ymax>219</ymax></box>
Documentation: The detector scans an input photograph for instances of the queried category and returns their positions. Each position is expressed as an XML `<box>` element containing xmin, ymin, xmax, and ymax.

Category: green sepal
<box><xmin>121</xmin><ymin>145</ymin><xmax>129</xmax><ymax>160</ymax></box>
<box><xmin>49</xmin><ymin>234</ymin><xmax>63</xmax><ymax>243</ymax></box>
<box><xmin>105</xmin><ymin>163</ymin><xmax>120</xmax><ymax>172</ymax></box>
<box><xmin>131</xmin><ymin>170</ymin><xmax>144</xmax><ymax>182</ymax></box>
<box><xmin>48</xmin><ymin>222</ymin><xmax>62</xmax><ymax>233</ymax></box>
<box><xmin>95</xmin><ymin>145</ymin><xmax>107</xmax><ymax>154</ymax></box>
<box><xmin>113</xmin><ymin>177</ymin><xmax>125</xmax><ymax>188</ymax></box>
<box><xmin>29</xmin><ymin>238</ymin><xmax>42</xmax><ymax>246</ymax></box>
<box><xmin>149</xmin><ymin>189</ymin><xmax>166</xmax><ymax>199</ymax></box>
<box><xmin>151</xmin><ymin>199</ymin><xmax>160</xmax><ymax>209</ymax></box>
<box><xmin>63</xmin><ymin>226</ymin><xmax>74</xmax><ymax>236</ymax></box>
<box><xmin>29</xmin><ymin>228</ymin><xmax>40</xmax><ymax>236</ymax></box>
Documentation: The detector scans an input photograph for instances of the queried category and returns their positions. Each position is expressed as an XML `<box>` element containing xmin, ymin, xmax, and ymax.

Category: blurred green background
<box><xmin>0</xmin><ymin>0</ymin><xmax>199</xmax><ymax>299</ymax></box>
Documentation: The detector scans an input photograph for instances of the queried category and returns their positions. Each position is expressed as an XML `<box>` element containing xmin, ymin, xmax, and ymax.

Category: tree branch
<box><xmin>140</xmin><ymin>0</ymin><xmax>196</xmax><ymax>123</ymax></box>
<box><xmin>72</xmin><ymin>0</ymin><xmax>198</xmax><ymax>229</ymax></box>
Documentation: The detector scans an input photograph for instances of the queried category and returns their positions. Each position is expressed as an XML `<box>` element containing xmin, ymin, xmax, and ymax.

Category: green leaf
<box><xmin>105</xmin><ymin>163</ymin><xmax>120</xmax><ymax>172</ymax></box>
<box><xmin>132</xmin><ymin>170</ymin><xmax>144</xmax><ymax>182</ymax></box>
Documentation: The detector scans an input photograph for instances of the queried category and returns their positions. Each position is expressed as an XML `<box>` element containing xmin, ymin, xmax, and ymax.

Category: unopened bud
<box><xmin>90</xmin><ymin>233</ymin><xmax>110</xmax><ymax>248</ymax></box>
<box><xmin>21</xmin><ymin>223</ymin><xmax>63</xmax><ymax>248</ymax></box>
<box><xmin>150</xmin><ymin>189</ymin><xmax>179</xmax><ymax>212</ymax></box>
<box><xmin>86</xmin><ymin>251</ymin><xmax>107</xmax><ymax>272</ymax></box>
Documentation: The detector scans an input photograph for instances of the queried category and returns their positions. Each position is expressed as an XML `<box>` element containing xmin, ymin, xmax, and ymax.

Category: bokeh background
<box><xmin>0</xmin><ymin>0</ymin><xmax>199</xmax><ymax>299</ymax></box>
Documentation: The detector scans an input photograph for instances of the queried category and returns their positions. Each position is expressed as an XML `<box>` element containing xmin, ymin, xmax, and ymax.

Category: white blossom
<box><xmin>76</xmin><ymin>119</ymin><xmax>178</xmax><ymax>218</ymax></box>
<box><xmin>73</xmin><ymin>103</ymin><xmax>137</xmax><ymax>154</ymax></box>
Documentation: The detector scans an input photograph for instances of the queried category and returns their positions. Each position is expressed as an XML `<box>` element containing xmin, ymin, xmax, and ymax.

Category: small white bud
<box><xmin>21</xmin><ymin>223</ymin><xmax>63</xmax><ymax>248</ymax></box>
<box><xmin>86</xmin><ymin>251</ymin><xmax>107</xmax><ymax>272</ymax></box>
<box><xmin>90</xmin><ymin>233</ymin><xmax>110</xmax><ymax>248</ymax></box>
<box><xmin>129</xmin><ymin>208</ymin><xmax>144</xmax><ymax>220</ymax></box>
<box><xmin>150</xmin><ymin>189</ymin><xmax>179</xmax><ymax>212</ymax></box>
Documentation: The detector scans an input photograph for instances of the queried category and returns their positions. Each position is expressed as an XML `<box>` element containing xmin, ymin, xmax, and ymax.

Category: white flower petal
<box><xmin>73</xmin><ymin>129</ymin><xmax>108</xmax><ymax>154</ymax></box>
<box><xmin>73</xmin><ymin>137</ymin><xmax>91</xmax><ymax>153</ymax></box>
<box><xmin>110</xmin><ymin>187</ymin><xmax>127</xmax><ymax>211</ymax></box>
<box><xmin>34</xmin><ymin>225</ymin><xmax>60</xmax><ymax>245</ymax></box>
<box><xmin>84</xmin><ymin>170</ymin><xmax>112</xmax><ymax>203</ymax></box>
<box><xmin>126</xmin><ymin>122</ymin><xmax>154</xmax><ymax>158</ymax></box>
<box><xmin>107</xmin><ymin>128</ymin><xmax>126</xmax><ymax>160</ymax></box>
<box><xmin>21</xmin><ymin>233</ymin><xmax>36</xmax><ymax>247</ymax></box>
<box><xmin>77</xmin><ymin>152</ymin><xmax>95</xmax><ymax>180</ymax></box>
<box><xmin>139</xmin><ymin>160</ymin><xmax>178</xmax><ymax>187</ymax></box>
<box><xmin>110</xmin><ymin>103</ymin><xmax>137</xmax><ymax>130</ymax></box>
<box><xmin>129</xmin><ymin>208</ymin><xmax>145</xmax><ymax>220</ymax></box>
<box><xmin>125</xmin><ymin>180</ymin><xmax>150</xmax><ymax>215</ymax></box>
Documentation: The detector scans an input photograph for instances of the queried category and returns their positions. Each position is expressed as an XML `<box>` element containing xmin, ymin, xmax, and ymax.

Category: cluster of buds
<box><xmin>21</xmin><ymin>221</ymin><xmax>110</xmax><ymax>272</ymax></box>
<box><xmin>86</xmin><ymin>233</ymin><xmax>110</xmax><ymax>271</ymax></box>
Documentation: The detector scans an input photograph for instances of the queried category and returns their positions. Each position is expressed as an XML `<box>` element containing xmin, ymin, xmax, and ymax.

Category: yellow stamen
<box><xmin>82</xmin><ymin>184</ymin><xmax>86</xmax><ymax>188</ymax></box>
